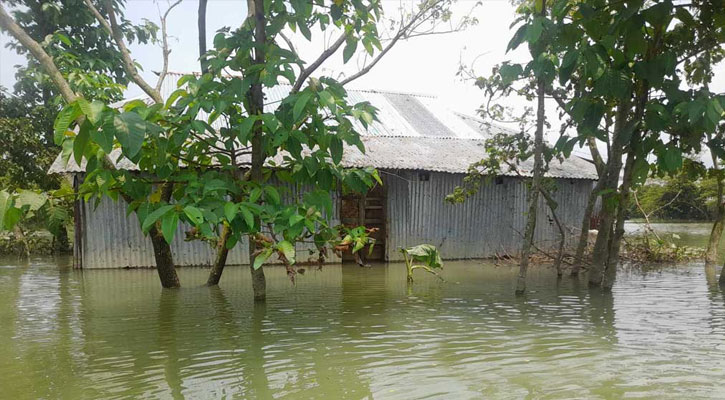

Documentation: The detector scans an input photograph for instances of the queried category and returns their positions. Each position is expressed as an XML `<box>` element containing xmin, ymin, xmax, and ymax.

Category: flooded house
<box><xmin>50</xmin><ymin>77</ymin><xmax>598</xmax><ymax>269</ymax></box>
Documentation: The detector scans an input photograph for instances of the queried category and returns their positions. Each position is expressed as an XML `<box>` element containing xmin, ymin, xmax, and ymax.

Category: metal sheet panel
<box><xmin>80</xmin><ymin>182</ymin><xmax>339</xmax><ymax>269</ymax></box>
<box><xmin>385</xmin><ymin>171</ymin><xmax>592</xmax><ymax>261</ymax></box>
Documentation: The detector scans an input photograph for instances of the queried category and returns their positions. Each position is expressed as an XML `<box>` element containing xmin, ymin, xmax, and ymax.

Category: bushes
<box><xmin>628</xmin><ymin>172</ymin><xmax>716</xmax><ymax>221</ymax></box>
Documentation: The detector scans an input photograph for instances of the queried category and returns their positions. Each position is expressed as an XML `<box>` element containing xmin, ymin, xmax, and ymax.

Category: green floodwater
<box><xmin>2</xmin><ymin>224</ymin><xmax>725</xmax><ymax>399</ymax></box>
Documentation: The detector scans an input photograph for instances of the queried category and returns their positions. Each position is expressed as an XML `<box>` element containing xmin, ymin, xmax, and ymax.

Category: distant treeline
<box><xmin>627</xmin><ymin>172</ymin><xmax>719</xmax><ymax>221</ymax></box>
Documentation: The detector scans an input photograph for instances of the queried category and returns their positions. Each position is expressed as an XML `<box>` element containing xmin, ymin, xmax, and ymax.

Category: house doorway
<box><xmin>340</xmin><ymin>182</ymin><xmax>386</xmax><ymax>262</ymax></box>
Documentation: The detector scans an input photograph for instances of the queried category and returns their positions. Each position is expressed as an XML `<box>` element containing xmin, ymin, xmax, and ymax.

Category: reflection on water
<box><xmin>1</xmin><ymin>256</ymin><xmax>725</xmax><ymax>399</ymax></box>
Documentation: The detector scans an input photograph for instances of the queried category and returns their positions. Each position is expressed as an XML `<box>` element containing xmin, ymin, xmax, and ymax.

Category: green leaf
<box><xmin>277</xmin><ymin>240</ymin><xmax>296</xmax><ymax>264</ymax></box>
<box><xmin>61</xmin><ymin>138</ymin><xmax>73</xmax><ymax>166</ymax></box>
<box><xmin>507</xmin><ymin>24</ymin><xmax>527</xmax><ymax>52</ymax></box>
<box><xmin>15</xmin><ymin>190</ymin><xmax>46</xmax><ymax>211</ymax></box>
<box><xmin>304</xmin><ymin>190</ymin><xmax>333</xmax><ymax>215</ymax></box>
<box><xmin>253</xmin><ymin>248</ymin><xmax>273</xmax><ymax>270</ymax></box>
<box><xmin>161</xmin><ymin>212</ymin><xmax>178</xmax><ymax>244</ymax></box>
<box><xmin>499</xmin><ymin>63</ymin><xmax>523</xmax><ymax>85</ymax></box>
<box><xmin>239</xmin><ymin>116</ymin><xmax>257</xmax><ymax>142</ymax></box>
<box><xmin>661</xmin><ymin>147</ymin><xmax>682</xmax><ymax>172</ymax></box>
<box><xmin>293</xmin><ymin>92</ymin><xmax>313</xmax><ymax>121</ymax></box>
<box><xmin>114</xmin><ymin>112</ymin><xmax>146</xmax><ymax>158</ymax></box>
<box><xmin>330</xmin><ymin>137</ymin><xmax>343</xmax><ymax>164</ymax></box>
<box><xmin>264</xmin><ymin>186</ymin><xmax>281</xmax><ymax>205</ymax></box>
<box><xmin>0</xmin><ymin>190</ymin><xmax>11</xmax><ymax>231</ymax></box>
<box><xmin>239</xmin><ymin>205</ymin><xmax>255</xmax><ymax>228</ymax></box>
<box><xmin>142</xmin><ymin>204</ymin><xmax>174</xmax><ymax>233</ymax></box>
<box><xmin>224</xmin><ymin>201</ymin><xmax>237</xmax><ymax>222</ymax></box>
<box><xmin>73</xmin><ymin>125</ymin><xmax>91</xmax><ymax>166</ymax></box>
<box><xmin>526</xmin><ymin>17</ymin><xmax>544</xmax><ymax>44</ymax></box>
<box><xmin>319</xmin><ymin>90</ymin><xmax>334</xmax><ymax>107</ymax></box>
<box><xmin>343</xmin><ymin>38</ymin><xmax>358</xmax><ymax>63</ymax></box>
<box><xmin>91</xmin><ymin>125</ymin><xmax>114</xmax><ymax>154</ymax></box>
<box><xmin>183</xmin><ymin>206</ymin><xmax>204</xmax><ymax>225</ymax></box>
<box><xmin>54</xmin><ymin>104</ymin><xmax>81</xmax><ymax>145</ymax></box>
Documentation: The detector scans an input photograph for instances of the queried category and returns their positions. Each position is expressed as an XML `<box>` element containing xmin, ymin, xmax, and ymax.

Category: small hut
<box><xmin>50</xmin><ymin>76</ymin><xmax>598</xmax><ymax>269</ymax></box>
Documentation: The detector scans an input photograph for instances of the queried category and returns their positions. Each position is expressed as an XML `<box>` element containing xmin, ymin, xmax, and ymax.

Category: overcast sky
<box><xmin>2</xmin><ymin>0</ymin><xmax>724</xmax><ymax>161</ymax></box>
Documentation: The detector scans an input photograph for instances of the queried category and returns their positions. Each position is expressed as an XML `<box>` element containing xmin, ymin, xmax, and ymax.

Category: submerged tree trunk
<box><xmin>246</xmin><ymin>0</ymin><xmax>267</xmax><ymax>301</ymax></box>
<box><xmin>206</xmin><ymin>224</ymin><xmax>231</xmax><ymax>286</ymax></box>
<box><xmin>516</xmin><ymin>76</ymin><xmax>546</xmax><ymax>295</ymax></box>
<box><xmin>150</xmin><ymin>225</ymin><xmax>181</xmax><ymax>288</ymax></box>
<box><xmin>540</xmin><ymin>187</ymin><xmax>565</xmax><ymax>277</ymax></box>
<box><xmin>573</xmin><ymin>179</ymin><xmax>603</xmax><ymax>276</ymax></box>
<box><xmin>589</xmin><ymin>106</ymin><xmax>628</xmax><ymax>287</ymax></box>
<box><xmin>706</xmin><ymin>155</ymin><xmax>724</xmax><ymax>266</ymax></box>
<box><xmin>153</xmin><ymin>183</ymin><xmax>180</xmax><ymax>288</ymax></box>
<box><xmin>602</xmin><ymin>147</ymin><xmax>637</xmax><ymax>290</ymax></box>
<box><xmin>572</xmin><ymin>137</ymin><xmax>606</xmax><ymax>276</ymax></box>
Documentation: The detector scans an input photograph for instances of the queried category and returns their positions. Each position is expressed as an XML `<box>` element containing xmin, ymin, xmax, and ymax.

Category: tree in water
<box><xmin>0</xmin><ymin>0</ymin><xmax>182</xmax><ymax>287</ymax></box>
<box><xmin>484</xmin><ymin>0</ymin><xmax>725</xmax><ymax>290</ymax></box>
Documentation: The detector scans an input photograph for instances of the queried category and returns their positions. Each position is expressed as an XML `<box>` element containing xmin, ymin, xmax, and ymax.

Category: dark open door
<box><xmin>340</xmin><ymin>183</ymin><xmax>386</xmax><ymax>262</ymax></box>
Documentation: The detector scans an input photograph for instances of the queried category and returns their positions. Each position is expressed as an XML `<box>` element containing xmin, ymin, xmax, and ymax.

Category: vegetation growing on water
<box><xmin>401</xmin><ymin>244</ymin><xmax>444</xmax><ymax>283</ymax></box>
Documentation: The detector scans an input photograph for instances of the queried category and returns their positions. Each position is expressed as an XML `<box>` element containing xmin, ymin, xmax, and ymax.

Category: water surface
<box><xmin>1</xmin><ymin>256</ymin><xmax>724</xmax><ymax>399</ymax></box>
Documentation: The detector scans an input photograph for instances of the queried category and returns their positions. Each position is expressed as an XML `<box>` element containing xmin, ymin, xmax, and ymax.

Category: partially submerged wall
<box><xmin>75</xmin><ymin>171</ymin><xmax>592</xmax><ymax>268</ymax></box>
<box><xmin>385</xmin><ymin>171</ymin><xmax>592</xmax><ymax>261</ymax></box>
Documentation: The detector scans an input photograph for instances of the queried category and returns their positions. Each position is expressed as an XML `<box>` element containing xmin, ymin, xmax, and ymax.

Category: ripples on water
<box><xmin>1</xmin><ymin>257</ymin><xmax>724</xmax><ymax>399</ymax></box>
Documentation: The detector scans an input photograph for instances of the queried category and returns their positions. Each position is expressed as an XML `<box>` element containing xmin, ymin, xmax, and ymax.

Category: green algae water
<box><xmin>1</xmin><ymin>256</ymin><xmax>725</xmax><ymax>399</ymax></box>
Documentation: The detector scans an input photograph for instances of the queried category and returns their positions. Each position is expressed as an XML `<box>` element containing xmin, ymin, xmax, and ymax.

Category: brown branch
<box><xmin>198</xmin><ymin>0</ymin><xmax>208</xmax><ymax>73</ymax></box>
<box><xmin>156</xmin><ymin>0</ymin><xmax>183</xmax><ymax>93</ymax></box>
<box><xmin>84</xmin><ymin>0</ymin><xmax>163</xmax><ymax>104</ymax></box>
<box><xmin>291</xmin><ymin>32</ymin><xmax>348</xmax><ymax>93</ymax></box>
<box><xmin>341</xmin><ymin>0</ymin><xmax>468</xmax><ymax>86</ymax></box>
<box><xmin>278</xmin><ymin>31</ymin><xmax>297</xmax><ymax>58</ymax></box>
<box><xmin>0</xmin><ymin>4</ymin><xmax>78</xmax><ymax>103</ymax></box>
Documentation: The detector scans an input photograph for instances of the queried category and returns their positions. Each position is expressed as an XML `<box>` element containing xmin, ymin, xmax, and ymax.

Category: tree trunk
<box><xmin>589</xmin><ymin>105</ymin><xmax>628</xmax><ymax>287</ymax></box>
<box><xmin>197</xmin><ymin>0</ymin><xmax>208</xmax><ymax>74</ymax></box>
<box><xmin>516</xmin><ymin>75</ymin><xmax>546</xmax><ymax>295</ymax></box>
<box><xmin>539</xmin><ymin>187</ymin><xmax>565</xmax><ymax>277</ymax></box>
<box><xmin>152</xmin><ymin>183</ymin><xmax>180</xmax><ymax>288</ymax></box>
<box><xmin>572</xmin><ymin>178</ymin><xmax>603</xmax><ymax>276</ymax></box>
<box><xmin>206</xmin><ymin>224</ymin><xmax>231</xmax><ymax>286</ymax></box>
<box><xmin>602</xmin><ymin>148</ymin><xmax>637</xmax><ymax>290</ymax></box>
<box><xmin>706</xmin><ymin>155</ymin><xmax>724</xmax><ymax>266</ymax></box>
<box><xmin>246</xmin><ymin>0</ymin><xmax>267</xmax><ymax>301</ymax></box>
<box><xmin>150</xmin><ymin>225</ymin><xmax>180</xmax><ymax>288</ymax></box>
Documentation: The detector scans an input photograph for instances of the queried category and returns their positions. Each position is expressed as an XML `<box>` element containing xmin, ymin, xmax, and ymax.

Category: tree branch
<box><xmin>291</xmin><ymin>32</ymin><xmax>348</xmax><ymax>93</ymax></box>
<box><xmin>84</xmin><ymin>0</ymin><xmax>163</xmax><ymax>104</ymax></box>
<box><xmin>156</xmin><ymin>0</ymin><xmax>183</xmax><ymax>93</ymax></box>
<box><xmin>198</xmin><ymin>0</ymin><xmax>208</xmax><ymax>73</ymax></box>
<box><xmin>0</xmin><ymin>4</ymin><xmax>78</xmax><ymax>103</ymax></box>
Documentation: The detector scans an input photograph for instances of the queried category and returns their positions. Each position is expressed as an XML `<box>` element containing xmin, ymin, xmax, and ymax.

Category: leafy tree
<box><xmin>463</xmin><ymin>0</ymin><xmax>725</xmax><ymax>290</ymax></box>
<box><xmin>0</xmin><ymin>90</ymin><xmax>59</xmax><ymax>191</ymax></box>
<box><xmin>2</xmin><ymin>0</ymin><xmax>474</xmax><ymax>297</ymax></box>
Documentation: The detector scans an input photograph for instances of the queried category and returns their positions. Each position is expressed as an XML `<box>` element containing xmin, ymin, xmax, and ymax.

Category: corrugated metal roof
<box><xmin>49</xmin><ymin>72</ymin><xmax>597</xmax><ymax>180</ymax></box>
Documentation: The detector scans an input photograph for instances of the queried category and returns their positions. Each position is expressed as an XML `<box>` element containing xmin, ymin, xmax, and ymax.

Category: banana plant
<box><xmin>400</xmin><ymin>244</ymin><xmax>444</xmax><ymax>283</ymax></box>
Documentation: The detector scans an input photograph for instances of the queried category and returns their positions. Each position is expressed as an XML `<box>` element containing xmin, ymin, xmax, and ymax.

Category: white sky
<box><xmin>1</xmin><ymin>0</ymin><xmax>724</xmax><ymax>161</ymax></box>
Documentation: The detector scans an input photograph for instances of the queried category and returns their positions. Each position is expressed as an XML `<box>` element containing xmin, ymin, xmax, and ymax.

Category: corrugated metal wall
<box><xmin>80</xmin><ymin>182</ymin><xmax>340</xmax><ymax>269</ymax></box>
<box><xmin>384</xmin><ymin>171</ymin><xmax>592</xmax><ymax>261</ymax></box>
<box><xmin>78</xmin><ymin>171</ymin><xmax>592</xmax><ymax>269</ymax></box>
